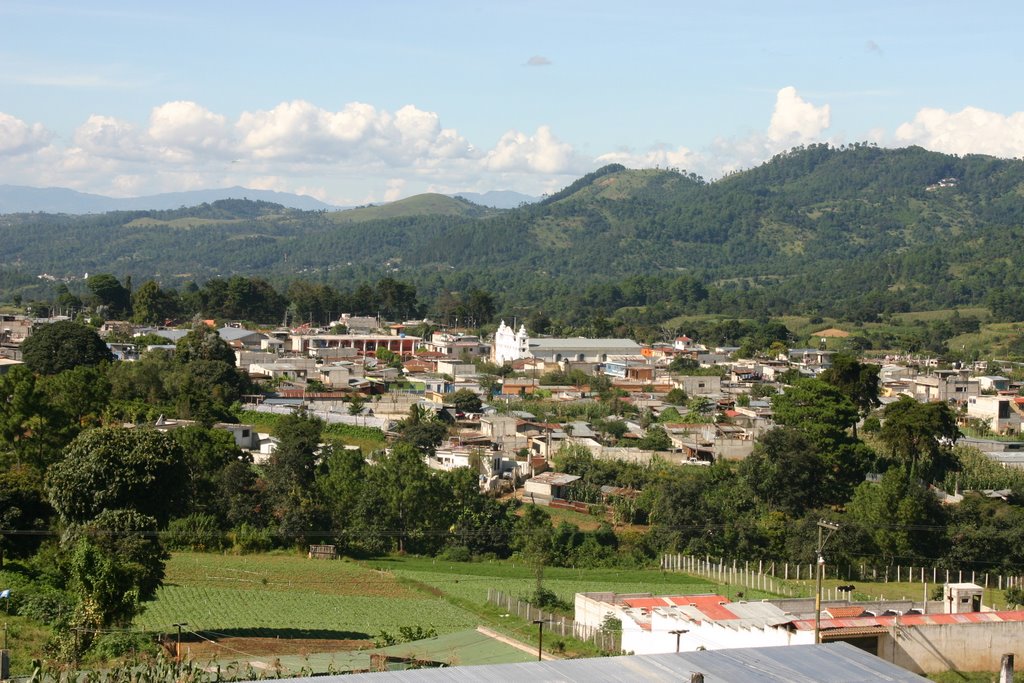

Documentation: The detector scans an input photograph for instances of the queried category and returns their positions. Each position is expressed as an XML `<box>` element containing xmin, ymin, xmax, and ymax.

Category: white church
<box><xmin>492</xmin><ymin>320</ymin><xmax>530</xmax><ymax>365</ymax></box>
<box><xmin>492</xmin><ymin>320</ymin><xmax>642</xmax><ymax>365</ymax></box>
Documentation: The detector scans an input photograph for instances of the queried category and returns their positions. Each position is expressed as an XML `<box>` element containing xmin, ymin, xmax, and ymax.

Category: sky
<box><xmin>1</xmin><ymin>1</ymin><xmax>1023</xmax><ymax>205</ymax></box>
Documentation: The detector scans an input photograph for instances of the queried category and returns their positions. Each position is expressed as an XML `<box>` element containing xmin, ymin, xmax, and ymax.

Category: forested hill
<box><xmin>3</xmin><ymin>144</ymin><xmax>1024</xmax><ymax>322</ymax></box>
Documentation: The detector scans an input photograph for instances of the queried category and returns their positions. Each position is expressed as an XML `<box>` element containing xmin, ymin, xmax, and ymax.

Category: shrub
<box><xmin>91</xmin><ymin>631</ymin><xmax>160</xmax><ymax>660</ymax></box>
<box><xmin>439</xmin><ymin>546</ymin><xmax>472</xmax><ymax>562</ymax></box>
<box><xmin>530</xmin><ymin>587</ymin><xmax>571</xmax><ymax>611</ymax></box>
<box><xmin>163</xmin><ymin>514</ymin><xmax>226</xmax><ymax>551</ymax></box>
<box><xmin>1006</xmin><ymin>586</ymin><xmax>1024</xmax><ymax>608</ymax></box>
<box><xmin>229</xmin><ymin>523</ymin><xmax>274</xmax><ymax>554</ymax></box>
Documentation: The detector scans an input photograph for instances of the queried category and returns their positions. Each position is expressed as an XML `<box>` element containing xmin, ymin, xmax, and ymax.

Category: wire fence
<box><xmin>486</xmin><ymin>588</ymin><xmax>620</xmax><ymax>652</ymax></box>
<box><xmin>662</xmin><ymin>553</ymin><xmax>1024</xmax><ymax>600</ymax></box>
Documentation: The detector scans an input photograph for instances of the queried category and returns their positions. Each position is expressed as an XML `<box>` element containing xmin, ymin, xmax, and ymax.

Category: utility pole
<box><xmin>669</xmin><ymin>628</ymin><xmax>688</xmax><ymax>653</ymax></box>
<box><xmin>814</xmin><ymin>520</ymin><xmax>840</xmax><ymax>644</ymax></box>
<box><xmin>173</xmin><ymin>622</ymin><xmax>188</xmax><ymax>662</ymax></box>
<box><xmin>533</xmin><ymin>619</ymin><xmax>545</xmax><ymax>661</ymax></box>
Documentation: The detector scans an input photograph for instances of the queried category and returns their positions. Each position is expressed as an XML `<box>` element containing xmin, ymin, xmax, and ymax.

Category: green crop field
<box><xmin>134</xmin><ymin>553</ymin><xmax>477</xmax><ymax>639</ymax></box>
<box><xmin>383</xmin><ymin>556</ymin><xmax>764</xmax><ymax>608</ymax></box>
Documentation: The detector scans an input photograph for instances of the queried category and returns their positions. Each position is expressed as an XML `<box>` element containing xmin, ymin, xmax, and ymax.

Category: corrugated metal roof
<box><xmin>529</xmin><ymin>338</ymin><xmax>642</xmax><ymax>351</ymax></box>
<box><xmin>527</xmin><ymin>472</ymin><xmax>581</xmax><ymax>486</ymax></box>
<box><xmin>792</xmin><ymin>609</ymin><xmax>1024</xmax><ymax>630</ymax></box>
<box><xmin>266</xmin><ymin>642</ymin><xmax>922</xmax><ymax>682</ymax></box>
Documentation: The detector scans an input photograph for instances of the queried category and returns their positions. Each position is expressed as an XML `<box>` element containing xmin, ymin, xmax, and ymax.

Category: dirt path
<box><xmin>475</xmin><ymin>626</ymin><xmax>561</xmax><ymax>661</ymax></box>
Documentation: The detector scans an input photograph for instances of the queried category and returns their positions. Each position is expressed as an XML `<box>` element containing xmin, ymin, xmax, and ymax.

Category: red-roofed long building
<box><xmin>575</xmin><ymin>585</ymin><xmax>1024</xmax><ymax>674</ymax></box>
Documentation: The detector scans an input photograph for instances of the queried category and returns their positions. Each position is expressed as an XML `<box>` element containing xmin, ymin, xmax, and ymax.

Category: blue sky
<box><xmin>1</xmin><ymin>1</ymin><xmax>1022</xmax><ymax>204</ymax></box>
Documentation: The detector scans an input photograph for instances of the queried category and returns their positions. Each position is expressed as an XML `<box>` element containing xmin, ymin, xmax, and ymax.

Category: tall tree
<box><xmin>131</xmin><ymin>279</ymin><xmax>181</xmax><ymax>324</ymax></box>
<box><xmin>174</xmin><ymin>324</ymin><xmax>237</xmax><ymax>365</ymax></box>
<box><xmin>738</xmin><ymin>427</ymin><xmax>826</xmax><ymax>516</ymax></box>
<box><xmin>0</xmin><ymin>365</ymin><xmax>72</xmax><ymax>468</ymax></box>
<box><xmin>820</xmin><ymin>353</ymin><xmax>881</xmax><ymax>435</ymax></box>
<box><xmin>46</xmin><ymin>427</ymin><xmax>188</xmax><ymax>526</ymax></box>
<box><xmin>263</xmin><ymin>410</ymin><xmax>327</xmax><ymax>545</ymax></box>
<box><xmin>879</xmin><ymin>396</ymin><xmax>960</xmax><ymax>481</ymax></box>
<box><xmin>20</xmin><ymin>320</ymin><xmax>112</xmax><ymax>375</ymax></box>
<box><xmin>771</xmin><ymin>378</ymin><xmax>858</xmax><ymax>447</ymax></box>
<box><xmin>86</xmin><ymin>273</ymin><xmax>132</xmax><ymax>318</ymax></box>
<box><xmin>361</xmin><ymin>443</ymin><xmax>447</xmax><ymax>553</ymax></box>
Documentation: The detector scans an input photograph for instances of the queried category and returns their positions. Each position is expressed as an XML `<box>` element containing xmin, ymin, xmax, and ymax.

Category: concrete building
<box><xmin>292</xmin><ymin>332</ymin><xmax>421</xmax><ymax>358</ymax></box>
<box><xmin>575</xmin><ymin>585</ymin><xmax>1024</xmax><ymax>675</ymax></box>
<box><xmin>424</xmin><ymin>331</ymin><xmax>489</xmax><ymax>358</ymax></box>
<box><xmin>966</xmin><ymin>394</ymin><xmax>1021</xmax><ymax>435</ymax></box>
<box><xmin>529</xmin><ymin>338</ymin><xmax>643</xmax><ymax>364</ymax></box>
<box><xmin>911</xmin><ymin>370</ymin><xmax>979</xmax><ymax>405</ymax></box>
<box><xmin>523</xmin><ymin>472</ymin><xmax>580</xmax><ymax>503</ymax></box>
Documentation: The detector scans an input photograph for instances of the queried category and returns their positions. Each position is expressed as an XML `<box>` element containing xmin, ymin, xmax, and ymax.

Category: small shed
<box><xmin>524</xmin><ymin>472</ymin><xmax>581</xmax><ymax>500</ymax></box>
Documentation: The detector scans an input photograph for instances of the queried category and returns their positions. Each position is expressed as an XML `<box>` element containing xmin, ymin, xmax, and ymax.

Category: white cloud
<box><xmin>767</xmin><ymin>86</ymin><xmax>831</xmax><ymax>144</ymax></box>
<box><xmin>72</xmin><ymin>114</ymin><xmax>144</xmax><ymax>159</ymax></box>
<box><xmin>526</xmin><ymin>55</ymin><xmax>552</xmax><ymax>67</ymax></box>
<box><xmin>148</xmin><ymin>101</ymin><xmax>231</xmax><ymax>155</ymax></box>
<box><xmin>595</xmin><ymin>144</ymin><xmax>702</xmax><ymax>172</ymax></box>
<box><xmin>483</xmin><ymin>125</ymin><xmax>578</xmax><ymax>174</ymax></box>
<box><xmin>235</xmin><ymin>100</ymin><xmax>472</xmax><ymax>164</ymax></box>
<box><xmin>894</xmin><ymin>106</ymin><xmax>1024</xmax><ymax>157</ymax></box>
<box><xmin>0</xmin><ymin>112</ymin><xmax>53</xmax><ymax>155</ymax></box>
<box><xmin>593</xmin><ymin>87</ymin><xmax>835</xmax><ymax>180</ymax></box>
<box><xmin>384</xmin><ymin>178</ymin><xmax>406</xmax><ymax>202</ymax></box>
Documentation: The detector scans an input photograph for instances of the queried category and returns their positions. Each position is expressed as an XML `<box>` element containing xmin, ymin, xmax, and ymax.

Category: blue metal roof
<box><xmin>263</xmin><ymin>642</ymin><xmax>922</xmax><ymax>682</ymax></box>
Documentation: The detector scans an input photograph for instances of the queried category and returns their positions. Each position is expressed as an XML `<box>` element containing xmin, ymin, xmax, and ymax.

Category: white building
<box><xmin>966</xmin><ymin>395</ymin><xmax>1021</xmax><ymax>435</ymax></box>
<box><xmin>493</xmin><ymin>320</ymin><xmax>530</xmax><ymax>364</ymax></box>
<box><xmin>574</xmin><ymin>592</ymin><xmax>804</xmax><ymax>655</ymax></box>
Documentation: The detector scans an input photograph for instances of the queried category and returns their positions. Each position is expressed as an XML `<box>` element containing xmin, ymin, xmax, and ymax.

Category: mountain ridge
<box><xmin>3</xmin><ymin>145</ymin><xmax>1024</xmax><ymax>324</ymax></box>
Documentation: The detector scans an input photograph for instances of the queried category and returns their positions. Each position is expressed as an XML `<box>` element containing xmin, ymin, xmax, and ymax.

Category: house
<box><xmin>436</xmin><ymin>360</ymin><xmax>477</xmax><ymax>379</ymax></box>
<box><xmin>603</xmin><ymin>356</ymin><xmax>653</xmax><ymax>381</ymax></box>
<box><xmin>912</xmin><ymin>369</ymin><xmax>978</xmax><ymax>404</ymax></box>
<box><xmin>575</xmin><ymin>591</ymin><xmax>801</xmax><ymax>655</ymax></box>
<box><xmin>529</xmin><ymin>338</ymin><xmax>643</xmax><ymax>364</ymax></box>
<box><xmin>0</xmin><ymin>314</ymin><xmax>34</xmax><ymax>344</ymax></box>
<box><xmin>673</xmin><ymin>335</ymin><xmax>706</xmax><ymax>352</ymax></box>
<box><xmin>424</xmin><ymin>331</ymin><xmax>489</xmax><ymax>358</ymax></box>
<box><xmin>249</xmin><ymin>359</ymin><xmax>317</xmax><ymax>381</ymax></box>
<box><xmin>976</xmin><ymin>375</ymin><xmax>1011</xmax><ymax>393</ymax></box>
<box><xmin>958</xmin><ymin>436</ymin><xmax>1024</xmax><ymax>469</ymax></box>
<box><xmin>673</xmin><ymin>374</ymin><xmax>722</xmax><ymax>397</ymax></box>
<box><xmin>213</xmin><ymin>422</ymin><xmax>261</xmax><ymax>450</ymax></box>
<box><xmin>787</xmin><ymin>348</ymin><xmax>834</xmax><ymax>371</ymax></box>
<box><xmin>523</xmin><ymin>472</ymin><xmax>580</xmax><ymax>503</ymax></box>
<box><xmin>107</xmin><ymin>342</ymin><xmax>139</xmax><ymax>361</ymax></box>
<box><xmin>966</xmin><ymin>395</ymin><xmax>1022</xmax><ymax>435</ymax></box>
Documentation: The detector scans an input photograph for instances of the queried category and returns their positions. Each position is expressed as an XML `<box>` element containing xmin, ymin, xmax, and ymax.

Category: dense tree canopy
<box><xmin>20</xmin><ymin>321</ymin><xmax>112</xmax><ymax>375</ymax></box>
<box><xmin>46</xmin><ymin>427</ymin><xmax>188</xmax><ymax>526</ymax></box>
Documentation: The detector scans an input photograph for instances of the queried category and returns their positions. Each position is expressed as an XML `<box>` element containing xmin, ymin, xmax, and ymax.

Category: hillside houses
<box><xmin>8</xmin><ymin>310</ymin><xmax>1024</xmax><ymax>478</ymax></box>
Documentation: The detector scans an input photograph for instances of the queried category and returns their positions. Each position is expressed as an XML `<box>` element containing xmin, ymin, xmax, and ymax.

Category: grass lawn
<box><xmin>1</xmin><ymin>614</ymin><xmax>53</xmax><ymax>676</ymax></box>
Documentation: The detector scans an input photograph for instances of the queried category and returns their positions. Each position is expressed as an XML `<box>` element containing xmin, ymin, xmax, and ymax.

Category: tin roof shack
<box><xmin>523</xmin><ymin>472</ymin><xmax>580</xmax><ymax>505</ymax></box>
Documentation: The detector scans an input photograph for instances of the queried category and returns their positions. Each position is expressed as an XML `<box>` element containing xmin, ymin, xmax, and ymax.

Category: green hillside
<box><xmin>328</xmin><ymin>193</ymin><xmax>494</xmax><ymax>223</ymax></box>
<box><xmin>2</xmin><ymin>145</ymin><xmax>1024</xmax><ymax>326</ymax></box>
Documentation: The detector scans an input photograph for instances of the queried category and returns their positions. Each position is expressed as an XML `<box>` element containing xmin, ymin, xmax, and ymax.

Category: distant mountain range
<box><xmin>0</xmin><ymin>184</ymin><xmax>539</xmax><ymax>214</ymax></box>
<box><xmin>0</xmin><ymin>185</ymin><xmax>338</xmax><ymax>214</ymax></box>
<box><xmin>451</xmin><ymin>190</ymin><xmax>538</xmax><ymax>209</ymax></box>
